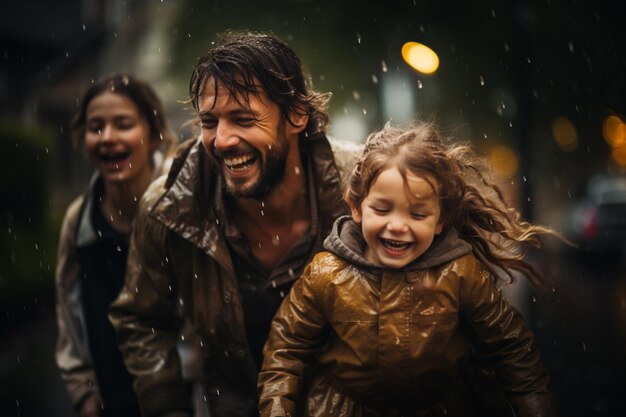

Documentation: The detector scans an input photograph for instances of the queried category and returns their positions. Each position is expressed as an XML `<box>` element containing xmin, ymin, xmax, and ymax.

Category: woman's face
<box><xmin>84</xmin><ymin>91</ymin><xmax>155</xmax><ymax>185</ymax></box>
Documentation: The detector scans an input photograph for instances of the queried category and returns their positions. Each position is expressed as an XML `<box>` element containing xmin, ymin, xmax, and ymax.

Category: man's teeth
<box><xmin>224</xmin><ymin>154</ymin><xmax>255</xmax><ymax>170</ymax></box>
<box><xmin>382</xmin><ymin>239</ymin><xmax>411</xmax><ymax>250</ymax></box>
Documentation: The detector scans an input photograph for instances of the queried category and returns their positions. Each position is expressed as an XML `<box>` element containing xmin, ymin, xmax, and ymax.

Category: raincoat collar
<box><xmin>150</xmin><ymin>133</ymin><xmax>349</xmax><ymax>257</ymax></box>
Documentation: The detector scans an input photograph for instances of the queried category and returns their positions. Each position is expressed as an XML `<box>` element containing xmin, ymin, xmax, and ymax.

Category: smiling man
<box><xmin>109</xmin><ymin>32</ymin><xmax>360</xmax><ymax>417</ymax></box>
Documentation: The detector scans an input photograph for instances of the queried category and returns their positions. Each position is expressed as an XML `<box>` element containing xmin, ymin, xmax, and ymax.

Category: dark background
<box><xmin>1</xmin><ymin>0</ymin><xmax>625</xmax><ymax>416</ymax></box>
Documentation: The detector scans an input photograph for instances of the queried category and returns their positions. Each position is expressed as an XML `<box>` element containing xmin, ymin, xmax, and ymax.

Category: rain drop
<box><xmin>356</xmin><ymin>33</ymin><xmax>362</xmax><ymax>44</ymax></box>
<box><xmin>294</xmin><ymin>166</ymin><xmax>301</xmax><ymax>175</ymax></box>
<box><xmin>362</xmin><ymin>107</ymin><xmax>367</xmax><ymax>115</ymax></box>
<box><xmin>417</xmin><ymin>80</ymin><xmax>423</xmax><ymax>89</ymax></box>
<box><xmin>479</xmin><ymin>76</ymin><xmax>485</xmax><ymax>86</ymax></box>
<box><xmin>381</xmin><ymin>60</ymin><xmax>388</xmax><ymax>73</ymax></box>
<box><xmin>371</xmin><ymin>74</ymin><xmax>378</xmax><ymax>84</ymax></box>
<box><xmin>568</xmin><ymin>42</ymin><xmax>574</xmax><ymax>53</ymax></box>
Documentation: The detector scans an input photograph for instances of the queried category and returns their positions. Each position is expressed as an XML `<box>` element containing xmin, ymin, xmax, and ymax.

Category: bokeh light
<box><xmin>602</xmin><ymin>115</ymin><xmax>626</xmax><ymax>167</ymax></box>
<box><xmin>488</xmin><ymin>145</ymin><xmax>519</xmax><ymax>177</ymax></box>
<box><xmin>603</xmin><ymin>115</ymin><xmax>626</xmax><ymax>147</ymax></box>
<box><xmin>551</xmin><ymin>116</ymin><xmax>578</xmax><ymax>152</ymax></box>
<box><xmin>401</xmin><ymin>42</ymin><xmax>439</xmax><ymax>75</ymax></box>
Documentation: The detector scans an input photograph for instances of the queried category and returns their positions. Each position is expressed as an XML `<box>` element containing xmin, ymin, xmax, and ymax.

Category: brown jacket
<box><xmin>109</xmin><ymin>134</ymin><xmax>360</xmax><ymax>417</ymax></box>
<box><xmin>258</xmin><ymin>216</ymin><xmax>557</xmax><ymax>417</ymax></box>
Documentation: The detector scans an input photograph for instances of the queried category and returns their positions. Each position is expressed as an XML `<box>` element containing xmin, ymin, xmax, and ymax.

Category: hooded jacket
<box><xmin>258</xmin><ymin>216</ymin><xmax>557</xmax><ymax>417</ymax></box>
<box><xmin>55</xmin><ymin>152</ymin><xmax>169</xmax><ymax>415</ymax></box>
<box><xmin>109</xmin><ymin>134</ymin><xmax>360</xmax><ymax>417</ymax></box>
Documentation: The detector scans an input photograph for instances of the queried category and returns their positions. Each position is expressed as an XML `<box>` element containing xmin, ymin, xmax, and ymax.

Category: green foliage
<box><xmin>0</xmin><ymin>120</ymin><xmax>58</xmax><ymax>329</ymax></box>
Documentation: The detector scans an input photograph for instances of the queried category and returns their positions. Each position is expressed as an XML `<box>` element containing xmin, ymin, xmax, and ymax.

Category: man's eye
<box><xmin>371</xmin><ymin>207</ymin><xmax>389</xmax><ymax>214</ymax></box>
<box><xmin>236</xmin><ymin>118</ymin><xmax>255</xmax><ymax>126</ymax></box>
<box><xmin>201</xmin><ymin>120</ymin><xmax>217</xmax><ymax>129</ymax></box>
<box><xmin>411</xmin><ymin>212</ymin><xmax>427</xmax><ymax>219</ymax></box>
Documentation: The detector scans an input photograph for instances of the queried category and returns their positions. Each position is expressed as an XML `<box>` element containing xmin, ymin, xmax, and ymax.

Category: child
<box><xmin>55</xmin><ymin>74</ymin><xmax>176</xmax><ymax>417</ymax></box>
<box><xmin>258</xmin><ymin>123</ymin><xmax>561</xmax><ymax>417</ymax></box>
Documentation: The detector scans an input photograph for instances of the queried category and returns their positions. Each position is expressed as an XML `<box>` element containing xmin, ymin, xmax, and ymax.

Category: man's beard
<box><xmin>223</xmin><ymin>126</ymin><xmax>290</xmax><ymax>200</ymax></box>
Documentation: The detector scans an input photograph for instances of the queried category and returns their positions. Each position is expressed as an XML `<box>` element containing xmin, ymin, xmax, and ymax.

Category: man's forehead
<box><xmin>200</xmin><ymin>77</ymin><xmax>267</xmax><ymax>110</ymax></box>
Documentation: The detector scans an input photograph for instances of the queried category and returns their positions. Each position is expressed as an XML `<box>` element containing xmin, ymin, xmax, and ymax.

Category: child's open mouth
<box><xmin>380</xmin><ymin>238</ymin><xmax>413</xmax><ymax>252</ymax></box>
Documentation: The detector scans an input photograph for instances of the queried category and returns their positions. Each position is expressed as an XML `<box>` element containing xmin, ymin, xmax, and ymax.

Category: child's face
<box><xmin>84</xmin><ymin>91</ymin><xmax>155</xmax><ymax>185</ymax></box>
<box><xmin>352</xmin><ymin>167</ymin><xmax>443</xmax><ymax>269</ymax></box>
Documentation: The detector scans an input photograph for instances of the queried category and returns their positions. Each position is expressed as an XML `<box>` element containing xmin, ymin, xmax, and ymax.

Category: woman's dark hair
<box><xmin>70</xmin><ymin>73</ymin><xmax>176</xmax><ymax>154</ymax></box>
<box><xmin>189</xmin><ymin>31</ymin><xmax>331</xmax><ymax>134</ymax></box>
<box><xmin>345</xmin><ymin>122</ymin><xmax>567</xmax><ymax>287</ymax></box>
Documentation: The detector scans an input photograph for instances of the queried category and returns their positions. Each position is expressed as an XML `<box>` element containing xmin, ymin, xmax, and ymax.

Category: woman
<box><xmin>55</xmin><ymin>74</ymin><xmax>176</xmax><ymax>417</ymax></box>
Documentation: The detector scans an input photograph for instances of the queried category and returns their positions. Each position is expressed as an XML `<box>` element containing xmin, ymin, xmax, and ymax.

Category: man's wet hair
<box><xmin>189</xmin><ymin>31</ymin><xmax>331</xmax><ymax>134</ymax></box>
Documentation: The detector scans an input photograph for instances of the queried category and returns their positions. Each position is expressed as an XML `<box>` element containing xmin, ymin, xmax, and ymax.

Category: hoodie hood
<box><xmin>323</xmin><ymin>215</ymin><xmax>472</xmax><ymax>272</ymax></box>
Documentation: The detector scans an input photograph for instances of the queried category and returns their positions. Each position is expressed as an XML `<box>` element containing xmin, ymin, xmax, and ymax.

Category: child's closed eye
<box><xmin>370</xmin><ymin>207</ymin><xmax>390</xmax><ymax>214</ymax></box>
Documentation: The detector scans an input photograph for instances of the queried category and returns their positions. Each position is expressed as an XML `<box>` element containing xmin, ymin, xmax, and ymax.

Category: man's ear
<box><xmin>435</xmin><ymin>221</ymin><xmax>444</xmax><ymax>235</ymax></box>
<box><xmin>285</xmin><ymin>111</ymin><xmax>309</xmax><ymax>136</ymax></box>
<box><xmin>350</xmin><ymin>204</ymin><xmax>362</xmax><ymax>224</ymax></box>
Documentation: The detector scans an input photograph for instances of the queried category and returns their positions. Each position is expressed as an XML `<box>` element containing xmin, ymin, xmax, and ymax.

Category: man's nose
<box><xmin>213</xmin><ymin>121</ymin><xmax>239</xmax><ymax>151</ymax></box>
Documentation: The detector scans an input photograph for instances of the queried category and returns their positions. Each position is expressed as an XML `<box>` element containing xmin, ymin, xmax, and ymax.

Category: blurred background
<box><xmin>1</xmin><ymin>0</ymin><xmax>625</xmax><ymax>415</ymax></box>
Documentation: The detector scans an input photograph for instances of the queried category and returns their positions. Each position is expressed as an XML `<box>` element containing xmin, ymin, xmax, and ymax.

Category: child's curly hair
<box><xmin>345</xmin><ymin>122</ymin><xmax>565</xmax><ymax>287</ymax></box>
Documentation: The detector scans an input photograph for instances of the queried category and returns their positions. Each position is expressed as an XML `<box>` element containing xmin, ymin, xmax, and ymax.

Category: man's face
<box><xmin>199</xmin><ymin>79</ymin><xmax>292</xmax><ymax>199</ymax></box>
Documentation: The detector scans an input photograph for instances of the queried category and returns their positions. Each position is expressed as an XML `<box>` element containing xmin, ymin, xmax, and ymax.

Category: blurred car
<box><xmin>567</xmin><ymin>174</ymin><xmax>626</xmax><ymax>255</ymax></box>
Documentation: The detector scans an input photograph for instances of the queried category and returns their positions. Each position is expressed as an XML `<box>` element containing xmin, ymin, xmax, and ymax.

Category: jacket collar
<box><xmin>75</xmin><ymin>152</ymin><xmax>169</xmax><ymax>248</ymax></box>
<box><xmin>323</xmin><ymin>215</ymin><xmax>472</xmax><ymax>272</ymax></box>
<box><xmin>75</xmin><ymin>173</ymin><xmax>101</xmax><ymax>248</ymax></box>
<box><xmin>150</xmin><ymin>133</ymin><xmax>349</xmax><ymax>257</ymax></box>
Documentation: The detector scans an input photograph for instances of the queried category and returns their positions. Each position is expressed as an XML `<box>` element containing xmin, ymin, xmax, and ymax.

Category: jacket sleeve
<box><xmin>459</xmin><ymin>256</ymin><xmax>559</xmax><ymax>417</ymax></box>
<box><xmin>258</xmin><ymin>259</ymin><xmax>329</xmax><ymax>417</ymax></box>
<box><xmin>54</xmin><ymin>197</ymin><xmax>101</xmax><ymax>410</ymax></box>
<box><xmin>108</xmin><ymin>187</ymin><xmax>192</xmax><ymax>417</ymax></box>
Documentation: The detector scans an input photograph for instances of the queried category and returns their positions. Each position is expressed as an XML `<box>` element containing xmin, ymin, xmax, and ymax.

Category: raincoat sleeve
<box><xmin>459</xmin><ymin>255</ymin><xmax>559</xmax><ymax>417</ymax></box>
<box><xmin>109</xmin><ymin>183</ymin><xmax>192</xmax><ymax>417</ymax></box>
<box><xmin>258</xmin><ymin>257</ymin><xmax>329</xmax><ymax>417</ymax></box>
<box><xmin>54</xmin><ymin>196</ymin><xmax>102</xmax><ymax>410</ymax></box>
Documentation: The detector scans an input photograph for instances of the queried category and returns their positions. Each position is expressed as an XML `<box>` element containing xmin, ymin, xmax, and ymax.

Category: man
<box><xmin>109</xmin><ymin>32</ymin><xmax>360</xmax><ymax>417</ymax></box>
